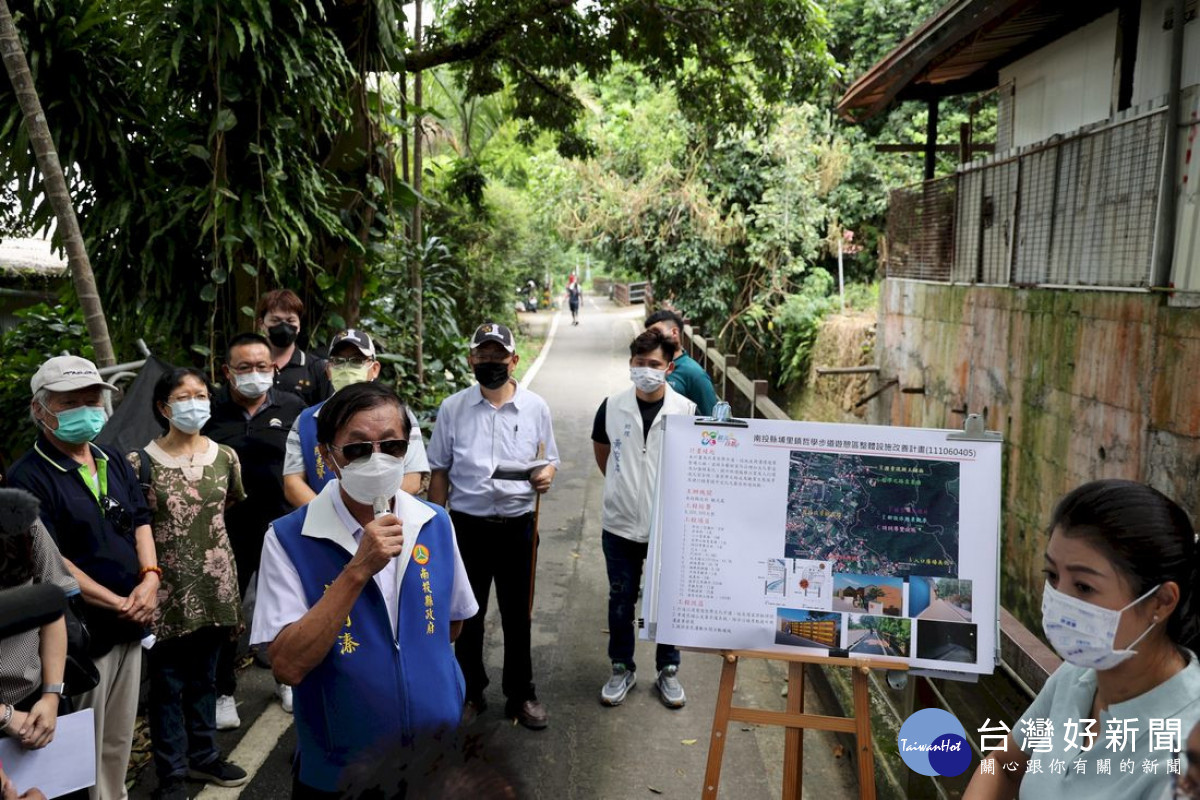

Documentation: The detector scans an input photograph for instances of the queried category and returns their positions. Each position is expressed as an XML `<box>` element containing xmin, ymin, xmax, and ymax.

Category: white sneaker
<box><xmin>276</xmin><ymin>683</ymin><xmax>293</xmax><ymax>714</ymax></box>
<box><xmin>215</xmin><ymin>695</ymin><xmax>240</xmax><ymax>730</ymax></box>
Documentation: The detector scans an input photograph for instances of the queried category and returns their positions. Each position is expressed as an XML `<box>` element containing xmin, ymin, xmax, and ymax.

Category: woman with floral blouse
<box><xmin>129</xmin><ymin>368</ymin><xmax>248</xmax><ymax>800</ymax></box>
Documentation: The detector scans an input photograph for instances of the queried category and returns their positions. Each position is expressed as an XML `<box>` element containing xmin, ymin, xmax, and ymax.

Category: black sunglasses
<box><xmin>330</xmin><ymin>439</ymin><xmax>409</xmax><ymax>462</ymax></box>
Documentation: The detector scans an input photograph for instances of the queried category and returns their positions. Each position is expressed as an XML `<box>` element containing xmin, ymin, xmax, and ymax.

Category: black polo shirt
<box><xmin>204</xmin><ymin>387</ymin><xmax>305</xmax><ymax>539</ymax></box>
<box><xmin>6</xmin><ymin>433</ymin><xmax>152</xmax><ymax>652</ymax></box>
<box><xmin>275</xmin><ymin>348</ymin><xmax>330</xmax><ymax>406</ymax></box>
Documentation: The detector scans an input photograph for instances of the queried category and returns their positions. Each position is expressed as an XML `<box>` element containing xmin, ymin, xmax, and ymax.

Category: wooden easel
<box><xmin>700</xmin><ymin>649</ymin><xmax>907</xmax><ymax>800</ymax></box>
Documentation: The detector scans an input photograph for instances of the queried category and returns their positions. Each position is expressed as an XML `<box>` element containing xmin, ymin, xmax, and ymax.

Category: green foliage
<box><xmin>0</xmin><ymin>303</ymin><xmax>93</xmax><ymax>469</ymax></box>
<box><xmin>774</xmin><ymin>269</ymin><xmax>838</xmax><ymax>386</ymax></box>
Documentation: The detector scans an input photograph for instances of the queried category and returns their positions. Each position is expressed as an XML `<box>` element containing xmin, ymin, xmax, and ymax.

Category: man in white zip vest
<box><xmin>591</xmin><ymin>328</ymin><xmax>697</xmax><ymax>708</ymax></box>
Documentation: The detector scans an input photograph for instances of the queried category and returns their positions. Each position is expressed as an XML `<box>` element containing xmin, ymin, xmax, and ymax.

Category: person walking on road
<box><xmin>592</xmin><ymin>329</ymin><xmax>696</xmax><ymax>709</ymax></box>
<box><xmin>644</xmin><ymin>309</ymin><xmax>718</xmax><ymax>416</ymax></box>
<box><xmin>427</xmin><ymin>322</ymin><xmax>559</xmax><ymax>730</ymax></box>
<box><xmin>251</xmin><ymin>383</ymin><xmax>477</xmax><ymax>799</ymax></box>
<box><xmin>566</xmin><ymin>275</ymin><xmax>582</xmax><ymax>326</ymax></box>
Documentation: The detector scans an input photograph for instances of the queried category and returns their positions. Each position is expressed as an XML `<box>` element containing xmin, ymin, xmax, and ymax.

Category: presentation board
<box><xmin>644</xmin><ymin>416</ymin><xmax>1003</xmax><ymax>675</ymax></box>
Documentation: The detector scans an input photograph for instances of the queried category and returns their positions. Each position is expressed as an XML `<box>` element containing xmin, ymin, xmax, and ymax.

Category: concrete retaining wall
<box><xmin>873</xmin><ymin>280</ymin><xmax>1200</xmax><ymax>628</ymax></box>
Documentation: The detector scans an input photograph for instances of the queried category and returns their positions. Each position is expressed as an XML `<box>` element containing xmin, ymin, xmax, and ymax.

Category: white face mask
<box><xmin>168</xmin><ymin>399</ymin><xmax>211</xmax><ymax>434</ymax></box>
<box><xmin>234</xmin><ymin>371</ymin><xmax>274</xmax><ymax>400</ymax></box>
<box><xmin>630</xmin><ymin>366</ymin><xmax>667</xmax><ymax>393</ymax></box>
<box><xmin>1041</xmin><ymin>580</ymin><xmax>1160</xmax><ymax>671</ymax></box>
<box><xmin>337</xmin><ymin>452</ymin><xmax>406</xmax><ymax>506</ymax></box>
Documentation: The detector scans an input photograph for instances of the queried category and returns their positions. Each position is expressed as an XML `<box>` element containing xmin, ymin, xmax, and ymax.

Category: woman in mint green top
<box><xmin>965</xmin><ymin>480</ymin><xmax>1200</xmax><ymax>800</ymax></box>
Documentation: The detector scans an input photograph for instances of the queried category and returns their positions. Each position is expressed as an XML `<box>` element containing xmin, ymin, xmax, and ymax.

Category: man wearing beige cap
<box><xmin>7</xmin><ymin>355</ymin><xmax>160</xmax><ymax>800</ymax></box>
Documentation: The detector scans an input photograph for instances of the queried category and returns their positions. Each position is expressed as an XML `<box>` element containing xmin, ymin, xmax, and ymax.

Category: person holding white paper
<box><xmin>592</xmin><ymin>328</ymin><xmax>696</xmax><ymax>709</ymax></box>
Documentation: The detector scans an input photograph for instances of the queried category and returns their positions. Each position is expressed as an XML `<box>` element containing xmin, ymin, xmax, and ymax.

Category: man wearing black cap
<box><xmin>427</xmin><ymin>322</ymin><xmax>560</xmax><ymax>730</ymax></box>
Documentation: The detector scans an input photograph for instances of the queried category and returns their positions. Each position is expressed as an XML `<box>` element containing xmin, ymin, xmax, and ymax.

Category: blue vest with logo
<box><xmin>272</xmin><ymin>496</ymin><xmax>465</xmax><ymax>791</ymax></box>
<box><xmin>296</xmin><ymin>401</ymin><xmax>333</xmax><ymax>492</ymax></box>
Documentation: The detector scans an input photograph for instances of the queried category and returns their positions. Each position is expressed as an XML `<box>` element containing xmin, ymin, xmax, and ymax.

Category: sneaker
<box><xmin>600</xmin><ymin>663</ymin><xmax>636</xmax><ymax>706</ymax></box>
<box><xmin>276</xmin><ymin>683</ymin><xmax>293</xmax><ymax>714</ymax></box>
<box><xmin>655</xmin><ymin>665</ymin><xmax>686</xmax><ymax>708</ymax></box>
<box><xmin>154</xmin><ymin>776</ymin><xmax>189</xmax><ymax>800</ymax></box>
<box><xmin>188</xmin><ymin>758</ymin><xmax>248</xmax><ymax>788</ymax></box>
<box><xmin>215</xmin><ymin>695</ymin><xmax>240</xmax><ymax>730</ymax></box>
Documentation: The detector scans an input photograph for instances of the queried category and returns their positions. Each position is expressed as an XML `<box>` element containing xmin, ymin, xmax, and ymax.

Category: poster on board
<box><xmin>643</xmin><ymin>415</ymin><xmax>1002</xmax><ymax>675</ymax></box>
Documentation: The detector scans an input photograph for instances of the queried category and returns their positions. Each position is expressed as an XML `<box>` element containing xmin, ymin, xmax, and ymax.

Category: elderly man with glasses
<box><xmin>251</xmin><ymin>382</ymin><xmax>477</xmax><ymax>800</ymax></box>
<box><xmin>6</xmin><ymin>355</ymin><xmax>159</xmax><ymax>800</ymax></box>
<box><xmin>282</xmin><ymin>330</ymin><xmax>430</xmax><ymax>509</ymax></box>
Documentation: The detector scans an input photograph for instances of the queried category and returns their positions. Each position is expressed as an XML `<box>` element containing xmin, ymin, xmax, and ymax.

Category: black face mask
<box><xmin>473</xmin><ymin>362</ymin><xmax>510</xmax><ymax>390</ymax></box>
<box><xmin>267</xmin><ymin>322</ymin><xmax>298</xmax><ymax>348</ymax></box>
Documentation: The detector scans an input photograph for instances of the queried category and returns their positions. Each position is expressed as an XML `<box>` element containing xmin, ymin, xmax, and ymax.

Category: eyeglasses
<box><xmin>229</xmin><ymin>363</ymin><xmax>273</xmax><ymax>375</ymax></box>
<box><xmin>330</xmin><ymin>439</ymin><xmax>409</xmax><ymax>462</ymax></box>
<box><xmin>100</xmin><ymin>495</ymin><xmax>133</xmax><ymax>536</ymax></box>
<box><xmin>328</xmin><ymin>356</ymin><xmax>371</xmax><ymax>367</ymax></box>
<box><xmin>168</xmin><ymin>393</ymin><xmax>210</xmax><ymax>402</ymax></box>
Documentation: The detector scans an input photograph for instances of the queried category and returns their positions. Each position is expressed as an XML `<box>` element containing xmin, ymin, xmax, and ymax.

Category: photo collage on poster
<box><xmin>769</xmin><ymin>451</ymin><xmax>977</xmax><ymax>664</ymax></box>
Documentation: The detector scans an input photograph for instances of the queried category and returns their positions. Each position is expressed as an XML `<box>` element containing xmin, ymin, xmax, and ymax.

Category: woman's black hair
<box><xmin>317</xmin><ymin>382</ymin><xmax>411</xmax><ymax>446</ymax></box>
<box><xmin>152</xmin><ymin>368</ymin><xmax>212</xmax><ymax>431</ymax></box>
<box><xmin>1050</xmin><ymin>479</ymin><xmax>1200</xmax><ymax>655</ymax></box>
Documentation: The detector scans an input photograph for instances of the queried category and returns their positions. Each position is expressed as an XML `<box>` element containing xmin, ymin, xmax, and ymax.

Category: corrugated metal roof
<box><xmin>0</xmin><ymin>237</ymin><xmax>67</xmax><ymax>276</ymax></box>
<box><xmin>838</xmin><ymin>0</ymin><xmax>1124</xmax><ymax>121</ymax></box>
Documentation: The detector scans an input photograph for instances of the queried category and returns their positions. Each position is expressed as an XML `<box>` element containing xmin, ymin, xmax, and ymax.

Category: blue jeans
<box><xmin>147</xmin><ymin>626</ymin><xmax>226</xmax><ymax>779</ymax></box>
<box><xmin>602</xmin><ymin>530</ymin><xmax>680</xmax><ymax>674</ymax></box>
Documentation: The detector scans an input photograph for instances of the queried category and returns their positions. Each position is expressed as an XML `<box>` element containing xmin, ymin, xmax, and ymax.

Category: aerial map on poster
<box><xmin>645</xmin><ymin>416</ymin><xmax>1002</xmax><ymax>675</ymax></box>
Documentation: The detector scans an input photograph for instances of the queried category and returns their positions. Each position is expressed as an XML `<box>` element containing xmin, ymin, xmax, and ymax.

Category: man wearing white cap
<box><xmin>7</xmin><ymin>355</ymin><xmax>160</xmax><ymax>800</ymax></box>
<box><xmin>428</xmin><ymin>322</ymin><xmax>560</xmax><ymax>730</ymax></box>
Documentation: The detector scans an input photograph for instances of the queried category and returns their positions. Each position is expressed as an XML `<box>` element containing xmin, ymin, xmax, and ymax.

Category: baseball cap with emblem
<box><xmin>31</xmin><ymin>355</ymin><xmax>119</xmax><ymax>394</ymax></box>
<box><xmin>470</xmin><ymin>322</ymin><xmax>515</xmax><ymax>353</ymax></box>
<box><xmin>329</xmin><ymin>329</ymin><xmax>376</xmax><ymax>359</ymax></box>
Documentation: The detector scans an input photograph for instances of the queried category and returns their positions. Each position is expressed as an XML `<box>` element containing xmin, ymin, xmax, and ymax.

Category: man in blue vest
<box><xmin>250</xmin><ymin>382</ymin><xmax>477</xmax><ymax>799</ymax></box>
<box><xmin>282</xmin><ymin>329</ymin><xmax>429</xmax><ymax>509</ymax></box>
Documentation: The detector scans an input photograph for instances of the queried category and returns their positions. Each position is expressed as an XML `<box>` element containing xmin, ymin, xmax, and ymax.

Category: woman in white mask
<box><xmin>128</xmin><ymin>369</ymin><xmax>249</xmax><ymax>799</ymax></box>
<box><xmin>965</xmin><ymin>480</ymin><xmax>1200</xmax><ymax>800</ymax></box>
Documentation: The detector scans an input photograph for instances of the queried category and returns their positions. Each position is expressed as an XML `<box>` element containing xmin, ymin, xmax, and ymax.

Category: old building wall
<box><xmin>873</xmin><ymin>280</ymin><xmax>1200</xmax><ymax>628</ymax></box>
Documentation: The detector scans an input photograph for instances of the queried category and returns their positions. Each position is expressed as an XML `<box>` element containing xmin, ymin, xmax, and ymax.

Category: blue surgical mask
<box><xmin>45</xmin><ymin>404</ymin><xmax>108</xmax><ymax>444</ymax></box>
<box><xmin>168</xmin><ymin>399</ymin><xmax>211</xmax><ymax>434</ymax></box>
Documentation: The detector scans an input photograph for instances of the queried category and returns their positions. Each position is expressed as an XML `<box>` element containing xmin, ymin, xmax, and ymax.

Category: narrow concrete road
<box><xmin>131</xmin><ymin>299</ymin><xmax>860</xmax><ymax>799</ymax></box>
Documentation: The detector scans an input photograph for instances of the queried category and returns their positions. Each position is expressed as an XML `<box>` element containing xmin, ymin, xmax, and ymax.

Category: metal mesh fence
<box><xmin>887</xmin><ymin>106</ymin><xmax>1165</xmax><ymax>288</ymax></box>
<box><xmin>885</xmin><ymin>177</ymin><xmax>957</xmax><ymax>281</ymax></box>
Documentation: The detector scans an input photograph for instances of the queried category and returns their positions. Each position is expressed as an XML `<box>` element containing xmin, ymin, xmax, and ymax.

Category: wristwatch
<box><xmin>42</xmin><ymin>683</ymin><xmax>66</xmax><ymax>696</ymax></box>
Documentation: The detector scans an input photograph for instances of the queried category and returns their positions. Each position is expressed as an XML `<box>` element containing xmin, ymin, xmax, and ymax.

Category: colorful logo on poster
<box><xmin>897</xmin><ymin>709</ymin><xmax>971</xmax><ymax>777</ymax></box>
<box><xmin>700</xmin><ymin>430</ymin><xmax>739</xmax><ymax>448</ymax></box>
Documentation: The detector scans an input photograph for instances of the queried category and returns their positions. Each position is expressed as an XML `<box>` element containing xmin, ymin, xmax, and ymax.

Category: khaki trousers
<box><xmin>76</xmin><ymin>641</ymin><xmax>142</xmax><ymax>800</ymax></box>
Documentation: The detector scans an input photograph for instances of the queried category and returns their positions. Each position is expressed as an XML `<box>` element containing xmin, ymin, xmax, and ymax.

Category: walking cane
<box><xmin>529</xmin><ymin>441</ymin><xmax>545</xmax><ymax>616</ymax></box>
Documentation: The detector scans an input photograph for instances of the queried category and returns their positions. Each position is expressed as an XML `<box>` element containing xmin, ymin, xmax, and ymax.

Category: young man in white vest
<box><xmin>591</xmin><ymin>328</ymin><xmax>696</xmax><ymax>708</ymax></box>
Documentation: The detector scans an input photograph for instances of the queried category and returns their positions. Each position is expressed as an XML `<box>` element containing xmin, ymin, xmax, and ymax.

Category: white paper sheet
<box><xmin>0</xmin><ymin>708</ymin><xmax>96</xmax><ymax>798</ymax></box>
